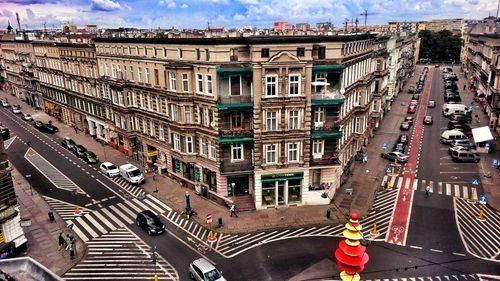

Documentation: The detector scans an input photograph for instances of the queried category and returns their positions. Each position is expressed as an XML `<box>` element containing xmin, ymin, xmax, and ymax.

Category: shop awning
<box><xmin>312</xmin><ymin>64</ymin><xmax>345</xmax><ymax>74</ymax></box>
<box><xmin>472</xmin><ymin>126</ymin><xmax>493</xmax><ymax>143</ymax></box>
<box><xmin>216</xmin><ymin>67</ymin><xmax>253</xmax><ymax>79</ymax></box>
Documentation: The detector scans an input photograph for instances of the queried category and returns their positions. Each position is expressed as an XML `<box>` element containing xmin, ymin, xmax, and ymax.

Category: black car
<box><xmin>33</xmin><ymin>121</ymin><xmax>59</xmax><ymax>133</ymax></box>
<box><xmin>445</xmin><ymin>95</ymin><xmax>462</xmax><ymax>102</ymax></box>
<box><xmin>1</xmin><ymin>127</ymin><xmax>10</xmax><ymax>141</ymax></box>
<box><xmin>451</xmin><ymin>114</ymin><xmax>472</xmax><ymax>123</ymax></box>
<box><xmin>398</xmin><ymin>134</ymin><xmax>409</xmax><ymax>144</ymax></box>
<box><xmin>72</xmin><ymin>144</ymin><xmax>87</xmax><ymax>157</ymax></box>
<box><xmin>412</xmin><ymin>94</ymin><xmax>420</xmax><ymax>100</ymax></box>
<box><xmin>448</xmin><ymin>122</ymin><xmax>472</xmax><ymax>131</ymax></box>
<box><xmin>61</xmin><ymin>137</ymin><xmax>76</xmax><ymax>150</ymax></box>
<box><xmin>136</xmin><ymin>210</ymin><xmax>165</xmax><ymax>235</ymax></box>
<box><xmin>393</xmin><ymin>142</ymin><xmax>407</xmax><ymax>153</ymax></box>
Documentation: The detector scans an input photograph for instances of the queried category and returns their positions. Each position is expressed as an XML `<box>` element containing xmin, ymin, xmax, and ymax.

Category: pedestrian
<box><xmin>463</xmin><ymin>84</ymin><xmax>466</xmax><ymax>90</ymax></box>
<box><xmin>58</xmin><ymin>232</ymin><xmax>66</xmax><ymax>251</ymax></box>
<box><xmin>69</xmin><ymin>242</ymin><xmax>75</xmax><ymax>260</ymax></box>
<box><xmin>475</xmin><ymin>114</ymin><xmax>480</xmax><ymax>124</ymax></box>
<box><xmin>74</xmin><ymin>125</ymin><xmax>78</xmax><ymax>134</ymax></box>
<box><xmin>230</xmin><ymin>204</ymin><xmax>238</xmax><ymax>217</ymax></box>
<box><xmin>425</xmin><ymin>186</ymin><xmax>430</xmax><ymax>198</ymax></box>
<box><xmin>152</xmin><ymin>170</ymin><xmax>156</xmax><ymax>181</ymax></box>
<box><xmin>362</xmin><ymin>155</ymin><xmax>367</xmax><ymax>164</ymax></box>
<box><xmin>144</xmin><ymin>164</ymin><xmax>148</xmax><ymax>174</ymax></box>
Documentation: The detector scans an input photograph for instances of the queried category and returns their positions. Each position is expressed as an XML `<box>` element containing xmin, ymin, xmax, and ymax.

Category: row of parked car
<box><xmin>443</xmin><ymin>70</ymin><xmax>461</xmax><ymax>103</ymax></box>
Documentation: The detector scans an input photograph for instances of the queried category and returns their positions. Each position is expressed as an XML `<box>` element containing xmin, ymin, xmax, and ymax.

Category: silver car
<box><xmin>381</xmin><ymin>151</ymin><xmax>409</xmax><ymax>163</ymax></box>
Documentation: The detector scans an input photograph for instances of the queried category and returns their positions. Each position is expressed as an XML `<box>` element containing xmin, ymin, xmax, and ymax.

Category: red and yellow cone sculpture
<box><xmin>334</xmin><ymin>213</ymin><xmax>369</xmax><ymax>281</ymax></box>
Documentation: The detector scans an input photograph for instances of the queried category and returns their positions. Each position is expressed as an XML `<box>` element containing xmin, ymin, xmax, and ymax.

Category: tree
<box><xmin>418</xmin><ymin>30</ymin><xmax>461</xmax><ymax>63</ymax></box>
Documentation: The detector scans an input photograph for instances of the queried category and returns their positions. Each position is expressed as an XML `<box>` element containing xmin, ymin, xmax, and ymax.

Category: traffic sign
<box><xmin>479</xmin><ymin>195</ymin><xmax>487</xmax><ymax>205</ymax></box>
<box><xmin>472</xmin><ymin>178</ymin><xmax>480</xmax><ymax>185</ymax></box>
<box><xmin>206</xmin><ymin>214</ymin><xmax>212</xmax><ymax>223</ymax></box>
<box><xmin>345</xmin><ymin>188</ymin><xmax>353</xmax><ymax>195</ymax></box>
<box><xmin>385</xmin><ymin>166</ymin><xmax>392</xmax><ymax>173</ymax></box>
<box><xmin>382</xmin><ymin>143</ymin><xmax>388</xmax><ymax>150</ymax></box>
<box><xmin>493</xmin><ymin>159</ymin><xmax>498</xmax><ymax>166</ymax></box>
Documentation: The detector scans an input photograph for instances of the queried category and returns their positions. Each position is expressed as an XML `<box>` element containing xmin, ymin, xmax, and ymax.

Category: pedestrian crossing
<box><xmin>454</xmin><ymin>197</ymin><xmax>500</xmax><ymax>262</ymax></box>
<box><xmin>42</xmin><ymin>195</ymin><xmax>92</xmax><ymax>220</ymax></box>
<box><xmin>63</xmin><ymin>194</ymin><xmax>172</xmax><ymax>242</ymax></box>
<box><xmin>381</xmin><ymin>175</ymin><xmax>478</xmax><ymax>200</ymax></box>
<box><xmin>108</xmin><ymin>176</ymin><xmax>147</xmax><ymax>198</ymax></box>
<box><xmin>63</xmin><ymin>228</ymin><xmax>179</xmax><ymax>281</ymax></box>
<box><xmin>24</xmin><ymin>147</ymin><xmax>85</xmax><ymax>194</ymax></box>
<box><xmin>206</xmin><ymin>189</ymin><xmax>399</xmax><ymax>258</ymax></box>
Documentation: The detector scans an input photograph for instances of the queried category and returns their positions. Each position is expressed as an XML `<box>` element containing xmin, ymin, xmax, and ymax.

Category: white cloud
<box><xmin>159</xmin><ymin>0</ymin><xmax>176</xmax><ymax>8</ymax></box>
<box><xmin>90</xmin><ymin>0</ymin><xmax>121</xmax><ymax>12</ymax></box>
<box><xmin>181</xmin><ymin>3</ymin><xmax>188</xmax><ymax>8</ymax></box>
<box><xmin>233</xmin><ymin>13</ymin><xmax>245</xmax><ymax>21</ymax></box>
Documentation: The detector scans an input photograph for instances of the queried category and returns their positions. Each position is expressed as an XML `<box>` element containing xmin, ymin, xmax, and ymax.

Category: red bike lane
<box><xmin>386</xmin><ymin>67</ymin><xmax>435</xmax><ymax>246</ymax></box>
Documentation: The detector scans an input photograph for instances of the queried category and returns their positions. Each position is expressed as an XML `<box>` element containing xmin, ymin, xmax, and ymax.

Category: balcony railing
<box><xmin>220</xmin><ymin>160</ymin><xmax>253</xmax><ymax>173</ymax></box>
<box><xmin>217</xmin><ymin>95</ymin><xmax>253</xmax><ymax>114</ymax></box>
<box><xmin>311</xmin><ymin>124</ymin><xmax>342</xmax><ymax>139</ymax></box>
<box><xmin>219</xmin><ymin>128</ymin><xmax>253</xmax><ymax>138</ymax></box>
<box><xmin>311</xmin><ymin>90</ymin><xmax>345</xmax><ymax>106</ymax></box>
<box><xmin>310</xmin><ymin>155</ymin><xmax>341</xmax><ymax>166</ymax></box>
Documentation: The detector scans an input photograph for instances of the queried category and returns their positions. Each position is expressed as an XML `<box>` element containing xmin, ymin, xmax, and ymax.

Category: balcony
<box><xmin>218</xmin><ymin>128</ymin><xmax>254</xmax><ymax>144</ymax></box>
<box><xmin>311</xmin><ymin>88</ymin><xmax>344</xmax><ymax>106</ymax></box>
<box><xmin>220</xmin><ymin>160</ymin><xmax>253</xmax><ymax>173</ymax></box>
<box><xmin>217</xmin><ymin>95</ymin><xmax>253</xmax><ymax>114</ymax></box>
<box><xmin>311</xmin><ymin>124</ymin><xmax>342</xmax><ymax>140</ymax></box>
<box><xmin>310</xmin><ymin>155</ymin><xmax>341</xmax><ymax>166</ymax></box>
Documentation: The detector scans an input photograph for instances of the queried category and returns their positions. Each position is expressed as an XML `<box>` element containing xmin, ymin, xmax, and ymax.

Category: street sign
<box><xmin>382</xmin><ymin>143</ymin><xmax>388</xmax><ymax>150</ymax></box>
<box><xmin>472</xmin><ymin>178</ymin><xmax>480</xmax><ymax>185</ymax></box>
<box><xmin>345</xmin><ymin>188</ymin><xmax>353</xmax><ymax>195</ymax></box>
<box><xmin>386</xmin><ymin>167</ymin><xmax>392</xmax><ymax>173</ymax></box>
<box><xmin>493</xmin><ymin>159</ymin><xmax>498</xmax><ymax>166</ymax></box>
<box><xmin>479</xmin><ymin>195</ymin><xmax>487</xmax><ymax>205</ymax></box>
<box><xmin>206</xmin><ymin>214</ymin><xmax>212</xmax><ymax>223</ymax></box>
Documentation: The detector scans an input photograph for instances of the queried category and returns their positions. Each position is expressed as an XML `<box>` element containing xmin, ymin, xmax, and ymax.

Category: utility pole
<box><xmin>344</xmin><ymin>18</ymin><xmax>349</xmax><ymax>33</ymax></box>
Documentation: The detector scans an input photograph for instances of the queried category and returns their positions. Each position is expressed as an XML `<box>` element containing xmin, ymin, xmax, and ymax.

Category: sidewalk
<box><xmin>12</xmin><ymin>167</ymin><xmax>86</xmax><ymax>276</ymax></box>
<box><xmin>0</xmin><ymin>67</ymin><xmax>437</xmax><ymax>235</ymax></box>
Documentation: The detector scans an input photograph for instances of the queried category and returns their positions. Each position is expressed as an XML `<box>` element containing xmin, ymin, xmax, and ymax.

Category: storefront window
<box><xmin>288</xmin><ymin>179</ymin><xmax>302</xmax><ymax>203</ymax></box>
<box><xmin>262</xmin><ymin>182</ymin><xmax>276</xmax><ymax>206</ymax></box>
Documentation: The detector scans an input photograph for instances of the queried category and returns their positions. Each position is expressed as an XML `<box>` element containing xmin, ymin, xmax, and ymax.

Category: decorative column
<box><xmin>334</xmin><ymin>213</ymin><xmax>369</xmax><ymax>281</ymax></box>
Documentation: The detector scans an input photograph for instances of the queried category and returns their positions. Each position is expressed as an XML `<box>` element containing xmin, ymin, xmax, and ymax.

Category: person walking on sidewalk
<box><xmin>425</xmin><ymin>185</ymin><xmax>430</xmax><ymax>198</ymax></box>
<box><xmin>363</xmin><ymin>155</ymin><xmax>368</xmax><ymax>164</ymax></box>
<box><xmin>58</xmin><ymin>232</ymin><xmax>66</xmax><ymax>251</ymax></box>
<box><xmin>230</xmin><ymin>204</ymin><xmax>238</xmax><ymax>217</ymax></box>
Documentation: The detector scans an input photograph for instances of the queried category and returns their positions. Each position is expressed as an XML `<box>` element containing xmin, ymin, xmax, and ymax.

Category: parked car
<box><xmin>1</xmin><ymin>100</ymin><xmax>10</xmax><ymax>107</ymax></box>
<box><xmin>451</xmin><ymin>114</ymin><xmax>471</xmax><ymax>123</ymax></box>
<box><xmin>83</xmin><ymin>151</ymin><xmax>98</xmax><ymax>164</ymax></box>
<box><xmin>100</xmin><ymin>162</ymin><xmax>120</xmax><ymax>177</ymax></box>
<box><xmin>450</xmin><ymin>139</ymin><xmax>476</xmax><ymax>149</ymax></box>
<box><xmin>451</xmin><ymin>150</ymin><xmax>480</xmax><ymax>163</ymax></box>
<box><xmin>398</xmin><ymin>134</ymin><xmax>409</xmax><ymax>144</ymax></box>
<box><xmin>22</xmin><ymin>113</ymin><xmax>33</xmax><ymax>121</ymax></box>
<box><xmin>428</xmin><ymin>100</ymin><xmax>436</xmax><ymax>108</ymax></box>
<box><xmin>407</xmin><ymin>105</ymin><xmax>417</xmax><ymax>113</ymax></box>
<box><xmin>445</xmin><ymin>95</ymin><xmax>462</xmax><ymax>103</ymax></box>
<box><xmin>72</xmin><ymin>144</ymin><xmax>87</xmax><ymax>158</ymax></box>
<box><xmin>423</xmin><ymin>115</ymin><xmax>433</xmax><ymax>125</ymax></box>
<box><xmin>410</xmin><ymin>100</ymin><xmax>418</xmax><ymax>106</ymax></box>
<box><xmin>449</xmin><ymin>146</ymin><xmax>476</xmax><ymax>155</ymax></box>
<box><xmin>393</xmin><ymin>142</ymin><xmax>407</xmax><ymax>153</ymax></box>
<box><xmin>400</xmin><ymin>121</ymin><xmax>410</xmax><ymax>130</ymax></box>
<box><xmin>404</xmin><ymin>116</ymin><xmax>414</xmax><ymax>126</ymax></box>
<box><xmin>381</xmin><ymin>151</ymin><xmax>409</xmax><ymax>163</ymax></box>
<box><xmin>136</xmin><ymin>210</ymin><xmax>165</xmax><ymax>235</ymax></box>
<box><xmin>189</xmin><ymin>258</ymin><xmax>226</xmax><ymax>281</ymax></box>
<box><xmin>1</xmin><ymin>127</ymin><xmax>10</xmax><ymax>141</ymax></box>
<box><xmin>456</xmin><ymin>128</ymin><xmax>473</xmax><ymax>138</ymax></box>
<box><xmin>448</xmin><ymin>122</ymin><xmax>472</xmax><ymax>131</ymax></box>
<box><xmin>11</xmin><ymin>104</ymin><xmax>21</xmax><ymax>114</ymax></box>
<box><xmin>33</xmin><ymin>121</ymin><xmax>58</xmax><ymax>133</ymax></box>
<box><xmin>412</xmin><ymin>94</ymin><xmax>420</xmax><ymax>100</ymax></box>
<box><xmin>61</xmin><ymin>137</ymin><xmax>76</xmax><ymax>150</ymax></box>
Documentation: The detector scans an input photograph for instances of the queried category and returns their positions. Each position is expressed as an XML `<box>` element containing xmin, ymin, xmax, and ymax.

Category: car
<box><xmin>400</xmin><ymin>121</ymin><xmax>410</xmax><ymax>130</ymax></box>
<box><xmin>407</xmin><ymin>105</ymin><xmax>416</xmax><ymax>113</ymax></box>
<box><xmin>100</xmin><ymin>162</ymin><xmax>120</xmax><ymax>177</ymax></box>
<box><xmin>61</xmin><ymin>137</ymin><xmax>76</xmax><ymax>150</ymax></box>
<box><xmin>428</xmin><ymin>101</ymin><xmax>436</xmax><ymax>108</ymax></box>
<box><xmin>22</xmin><ymin>113</ymin><xmax>33</xmax><ymax>121</ymax></box>
<box><xmin>393</xmin><ymin>142</ymin><xmax>407</xmax><ymax>153</ymax></box>
<box><xmin>445</xmin><ymin>95</ymin><xmax>462</xmax><ymax>103</ymax></box>
<box><xmin>412</xmin><ymin>94</ymin><xmax>420</xmax><ymax>100</ymax></box>
<box><xmin>2</xmin><ymin>101</ymin><xmax>10</xmax><ymax>107</ymax></box>
<box><xmin>1</xmin><ymin>127</ymin><xmax>10</xmax><ymax>141</ymax></box>
<box><xmin>33</xmin><ymin>120</ymin><xmax>58</xmax><ymax>133</ymax></box>
<box><xmin>423</xmin><ymin>116</ymin><xmax>433</xmax><ymax>125</ymax></box>
<box><xmin>381</xmin><ymin>151</ymin><xmax>409</xmax><ymax>163</ymax></box>
<box><xmin>456</xmin><ymin>128</ymin><xmax>473</xmax><ymax>138</ymax></box>
<box><xmin>451</xmin><ymin>114</ymin><xmax>471</xmax><ymax>123</ymax></box>
<box><xmin>451</xmin><ymin>150</ymin><xmax>480</xmax><ymax>163</ymax></box>
<box><xmin>450</xmin><ymin>139</ymin><xmax>476</xmax><ymax>148</ymax></box>
<box><xmin>11</xmin><ymin>104</ymin><xmax>21</xmax><ymax>114</ymax></box>
<box><xmin>189</xmin><ymin>258</ymin><xmax>226</xmax><ymax>281</ymax></box>
<box><xmin>136</xmin><ymin>210</ymin><xmax>165</xmax><ymax>235</ymax></box>
<box><xmin>410</xmin><ymin>100</ymin><xmax>418</xmax><ymax>106</ymax></box>
<box><xmin>449</xmin><ymin>146</ymin><xmax>476</xmax><ymax>155</ymax></box>
<box><xmin>448</xmin><ymin>122</ymin><xmax>472</xmax><ymax>131</ymax></box>
<box><xmin>72</xmin><ymin>144</ymin><xmax>87</xmax><ymax>158</ymax></box>
<box><xmin>398</xmin><ymin>134</ymin><xmax>409</xmax><ymax>144</ymax></box>
<box><xmin>435</xmin><ymin>64</ymin><xmax>440</xmax><ymax>68</ymax></box>
<box><xmin>404</xmin><ymin>116</ymin><xmax>414</xmax><ymax>126</ymax></box>
<box><xmin>83</xmin><ymin>151</ymin><xmax>98</xmax><ymax>164</ymax></box>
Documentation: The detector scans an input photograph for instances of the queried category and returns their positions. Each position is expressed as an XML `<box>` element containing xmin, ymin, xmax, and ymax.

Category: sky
<box><xmin>0</xmin><ymin>0</ymin><xmax>497</xmax><ymax>31</ymax></box>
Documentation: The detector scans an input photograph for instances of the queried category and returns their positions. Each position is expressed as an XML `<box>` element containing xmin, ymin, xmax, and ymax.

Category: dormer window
<box><xmin>261</xmin><ymin>48</ymin><xmax>270</xmax><ymax>58</ymax></box>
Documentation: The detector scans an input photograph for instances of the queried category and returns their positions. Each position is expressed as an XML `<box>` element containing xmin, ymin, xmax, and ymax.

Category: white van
<box><xmin>119</xmin><ymin>164</ymin><xmax>144</xmax><ymax>184</ymax></box>
<box><xmin>442</xmin><ymin>104</ymin><xmax>466</xmax><ymax>116</ymax></box>
<box><xmin>440</xmin><ymin>129</ymin><xmax>468</xmax><ymax>144</ymax></box>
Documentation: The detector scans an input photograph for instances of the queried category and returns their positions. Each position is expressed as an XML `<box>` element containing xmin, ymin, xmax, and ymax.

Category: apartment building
<box><xmin>463</xmin><ymin>19</ymin><xmax>500</xmax><ymax>134</ymax></box>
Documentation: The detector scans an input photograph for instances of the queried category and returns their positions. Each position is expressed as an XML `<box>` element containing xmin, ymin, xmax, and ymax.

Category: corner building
<box><xmin>92</xmin><ymin>34</ymin><xmax>387</xmax><ymax>210</ymax></box>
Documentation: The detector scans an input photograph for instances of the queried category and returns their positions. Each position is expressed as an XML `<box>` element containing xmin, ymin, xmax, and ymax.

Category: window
<box><xmin>231</xmin><ymin>144</ymin><xmax>243</xmax><ymax>161</ymax></box>
<box><xmin>318</xmin><ymin>46</ymin><xmax>326</xmax><ymax>59</ymax></box>
<box><xmin>205</xmin><ymin>49</ymin><xmax>210</xmax><ymax>61</ymax></box>
<box><xmin>130</xmin><ymin>66</ymin><xmax>134</xmax><ymax>81</ymax></box>
<box><xmin>312</xmin><ymin>140</ymin><xmax>324</xmax><ymax>157</ymax></box>
<box><xmin>288</xmin><ymin>110</ymin><xmax>300</xmax><ymax>129</ymax></box>
<box><xmin>288</xmin><ymin>74</ymin><xmax>301</xmax><ymax>96</ymax></box>
<box><xmin>261</xmin><ymin>48</ymin><xmax>270</xmax><ymax>58</ymax></box>
<box><xmin>182</xmin><ymin>73</ymin><xmax>189</xmax><ymax>92</ymax></box>
<box><xmin>265</xmin><ymin>75</ymin><xmax>278</xmax><ymax>97</ymax></box>
<box><xmin>196</xmin><ymin>74</ymin><xmax>204</xmax><ymax>93</ymax></box>
<box><xmin>199</xmin><ymin>107</ymin><xmax>205</xmax><ymax>125</ymax></box>
<box><xmin>231</xmin><ymin>113</ymin><xmax>242</xmax><ymax>129</ymax></box>
<box><xmin>169</xmin><ymin>72</ymin><xmax>177</xmax><ymax>91</ymax></box>
<box><xmin>184</xmin><ymin>106</ymin><xmax>192</xmax><ymax>123</ymax></box>
<box><xmin>287</xmin><ymin>142</ymin><xmax>299</xmax><ymax>162</ymax></box>
<box><xmin>196</xmin><ymin>49</ymin><xmax>200</xmax><ymax>60</ymax></box>
<box><xmin>186</xmin><ymin>136</ymin><xmax>193</xmax><ymax>153</ymax></box>
<box><xmin>154</xmin><ymin>69</ymin><xmax>159</xmax><ymax>86</ymax></box>
<box><xmin>209</xmin><ymin>141</ymin><xmax>216</xmax><ymax>159</ymax></box>
<box><xmin>205</xmin><ymin>74</ymin><xmax>213</xmax><ymax>95</ymax></box>
<box><xmin>170</xmin><ymin>104</ymin><xmax>179</xmax><ymax>121</ymax></box>
<box><xmin>200</xmin><ymin>138</ymin><xmax>208</xmax><ymax>156</ymax></box>
<box><xmin>173</xmin><ymin>134</ymin><xmax>181</xmax><ymax>151</ymax></box>
<box><xmin>163</xmin><ymin>48</ymin><xmax>167</xmax><ymax>58</ymax></box>
<box><xmin>145</xmin><ymin>68</ymin><xmax>150</xmax><ymax>84</ymax></box>
<box><xmin>266</xmin><ymin>111</ymin><xmax>277</xmax><ymax>131</ymax></box>
<box><xmin>265</xmin><ymin>144</ymin><xmax>277</xmax><ymax>164</ymax></box>
<box><xmin>229</xmin><ymin>76</ymin><xmax>241</xmax><ymax>96</ymax></box>
<box><xmin>178</xmin><ymin>48</ymin><xmax>183</xmax><ymax>59</ymax></box>
<box><xmin>314</xmin><ymin>107</ymin><xmax>325</xmax><ymax>125</ymax></box>
<box><xmin>230</xmin><ymin>48</ymin><xmax>238</xmax><ymax>61</ymax></box>
<box><xmin>296</xmin><ymin>48</ymin><xmax>305</xmax><ymax>57</ymax></box>
<box><xmin>137</xmin><ymin>67</ymin><xmax>143</xmax><ymax>82</ymax></box>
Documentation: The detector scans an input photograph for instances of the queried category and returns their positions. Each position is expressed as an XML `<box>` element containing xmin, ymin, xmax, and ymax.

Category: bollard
<box><xmin>48</xmin><ymin>211</ymin><xmax>55</xmax><ymax>222</ymax></box>
<box><xmin>326</xmin><ymin>209</ymin><xmax>331</xmax><ymax>219</ymax></box>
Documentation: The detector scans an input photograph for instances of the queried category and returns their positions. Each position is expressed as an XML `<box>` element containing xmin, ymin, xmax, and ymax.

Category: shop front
<box><xmin>260</xmin><ymin>172</ymin><xmax>303</xmax><ymax>208</ymax></box>
<box><xmin>44</xmin><ymin>100</ymin><xmax>62</xmax><ymax>120</ymax></box>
